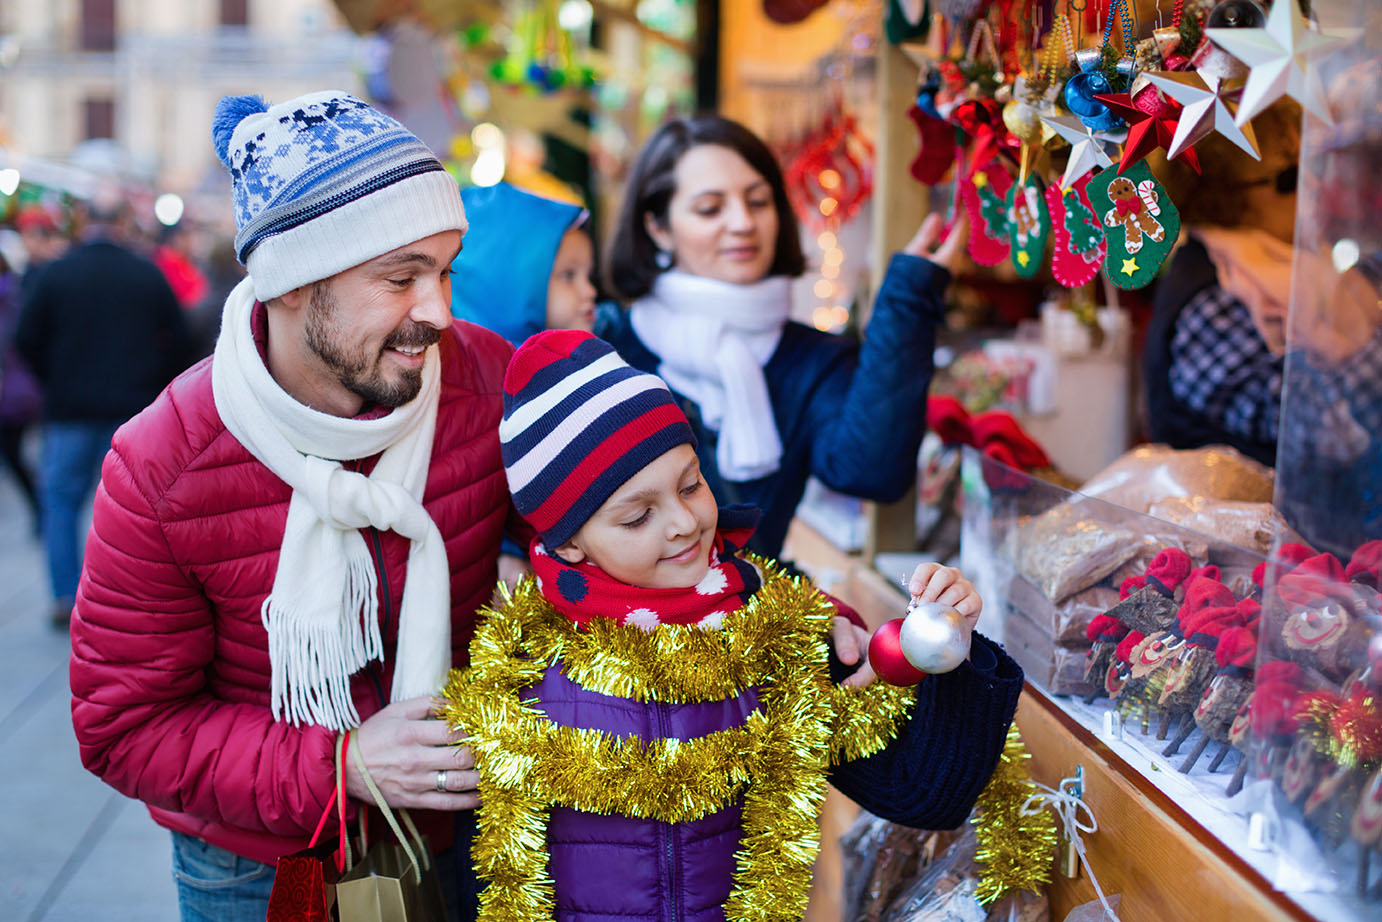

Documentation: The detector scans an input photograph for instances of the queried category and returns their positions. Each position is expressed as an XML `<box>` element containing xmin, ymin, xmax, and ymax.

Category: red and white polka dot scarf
<box><xmin>528</xmin><ymin>506</ymin><xmax>762</xmax><ymax>630</ymax></box>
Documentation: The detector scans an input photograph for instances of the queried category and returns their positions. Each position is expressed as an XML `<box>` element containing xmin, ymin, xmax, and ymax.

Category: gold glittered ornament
<box><xmin>1003</xmin><ymin>99</ymin><xmax>1044</xmax><ymax>145</ymax></box>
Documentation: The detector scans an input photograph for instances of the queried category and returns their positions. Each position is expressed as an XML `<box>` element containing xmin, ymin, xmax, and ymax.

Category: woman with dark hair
<box><xmin>597</xmin><ymin>114</ymin><xmax>967</xmax><ymax>558</ymax></box>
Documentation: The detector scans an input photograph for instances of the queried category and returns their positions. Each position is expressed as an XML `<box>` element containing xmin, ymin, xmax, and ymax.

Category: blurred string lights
<box><xmin>154</xmin><ymin>193</ymin><xmax>184</xmax><ymax>226</ymax></box>
<box><xmin>470</xmin><ymin>122</ymin><xmax>507</xmax><ymax>186</ymax></box>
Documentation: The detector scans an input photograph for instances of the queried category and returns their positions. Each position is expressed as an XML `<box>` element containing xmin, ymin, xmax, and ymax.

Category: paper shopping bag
<box><xmin>335</xmin><ymin>736</ymin><xmax>448</xmax><ymax>922</ymax></box>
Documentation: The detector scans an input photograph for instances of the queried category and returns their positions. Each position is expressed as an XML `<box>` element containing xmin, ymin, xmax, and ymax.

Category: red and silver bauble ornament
<box><xmin>868</xmin><ymin>601</ymin><xmax>973</xmax><ymax>686</ymax></box>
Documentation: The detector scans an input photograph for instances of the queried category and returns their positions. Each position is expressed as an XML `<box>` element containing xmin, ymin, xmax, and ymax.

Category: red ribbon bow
<box><xmin>1115</xmin><ymin>197</ymin><xmax>1143</xmax><ymax>217</ymax></box>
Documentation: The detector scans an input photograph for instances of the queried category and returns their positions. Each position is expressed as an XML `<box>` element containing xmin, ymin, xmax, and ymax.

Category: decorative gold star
<box><xmin>1121</xmin><ymin>257</ymin><xmax>1139</xmax><ymax>276</ymax></box>
<box><xmin>974</xmin><ymin>171</ymin><xmax>990</xmax><ymax>188</ymax></box>
<box><xmin>1206</xmin><ymin>0</ymin><xmax>1346</xmax><ymax>126</ymax></box>
<box><xmin>1017</xmin><ymin>250</ymin><xmax>1030</xmax><ymax>267</ymax></box>
<box><xmin>1144</xmin><ymin>71</ymin><xmax>1260</xmax><ymax>161</ymax></box>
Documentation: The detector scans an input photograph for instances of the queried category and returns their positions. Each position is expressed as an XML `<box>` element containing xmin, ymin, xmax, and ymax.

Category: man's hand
<box><xmin>832</xmin><ymin>615</ymin><xmax>878</xmax><ymax>689</ymax></box>
<box><xmin>346</xmin><ymin>696</ymin><xmax>479</xmax><ymax>810</ymax></box>
<box><xmin>907</xmin><ymin>562</ymin><xmax>982</xmax><ymax>632</ymax></box>
<box><xmin>491</xmin><ymin>553</ymin><xmax>533</xmax><ymax>608</ymax></box>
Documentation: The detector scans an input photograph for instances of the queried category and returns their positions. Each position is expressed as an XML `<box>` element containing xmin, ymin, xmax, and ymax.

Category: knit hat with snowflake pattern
<box><xmin>500</xmin><ymin>330</ymin><xmax>696</xmax><ymax>548</ymax></box>
<box><xmin>211</xmin><ymin>90</ymin><xmax>468</xmax><ymax>301</ymax></box>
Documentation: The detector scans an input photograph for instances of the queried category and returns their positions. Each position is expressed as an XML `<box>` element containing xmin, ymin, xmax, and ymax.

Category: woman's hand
<box><xmin>903</xmin><ymin>210</ymin><xmax>970</xmax><ymax>275</ymax></box>
<box><xmin>345</xmin><ymin>696</ymin><xmax>479</xmax><ymax>810</ymax></box>
<box><xmin>907</xmin><ymin>562</ymin><xmax>982</xmax><ymax>632</ymax></box>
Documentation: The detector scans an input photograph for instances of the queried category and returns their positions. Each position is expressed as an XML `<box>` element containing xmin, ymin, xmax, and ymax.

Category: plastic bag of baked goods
<box><xmin>1077</xmin><ymin>445</ymin><xmax>1273</xmax><ymax>514</ymax></box>
<box><xmin>1016</xmin><ymin>512</ymin><xmax>1142</xmax><ymax>603</ymax></box>
<box><xmin>1144</xmin><ymin>496</ymin><xmax>1300</xmax><ymax>556</ymax></box>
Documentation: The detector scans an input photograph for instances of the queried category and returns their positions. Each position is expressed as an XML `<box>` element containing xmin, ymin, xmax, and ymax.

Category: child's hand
<box><xmin>907</xmin><ymin>563</ymin><xmax>982</xmax><ymax>631</ymax></box>
<box><xmin>832</xmin><ymin>616</ymin><xmax>878</xmax><ymax>689</ymax></box>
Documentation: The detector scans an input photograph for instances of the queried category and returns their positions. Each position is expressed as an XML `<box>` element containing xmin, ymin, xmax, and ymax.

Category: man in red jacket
<box><xmin>69</xmin><ymin>91</ymin><xmax>513</xmax><ymax>921</ymax></box>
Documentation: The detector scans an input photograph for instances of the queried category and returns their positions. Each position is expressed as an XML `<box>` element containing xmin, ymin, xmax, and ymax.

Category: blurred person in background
<box><xmin>599</xmin><ymin>114</ymin><xmax>968</xmax><ymax>561</ymax></box>
<box><xmin>15</xmin><ymin>204</ymin><xmax>68</xmax><ymax>300</ymax></box>
<box><xmin>16</xmin><ymin>188</ymin><xmax>194</xmax><ymax>627</ymax></box>
<box><xmin>0</xmin><ymin>229</ymin><xmax>42</xmax><ymax>532</ymax></box>
<box><xmin>1145</xmin><ymin>101</ymin><xmax>1303</xmax><ymax>467</ymax></box>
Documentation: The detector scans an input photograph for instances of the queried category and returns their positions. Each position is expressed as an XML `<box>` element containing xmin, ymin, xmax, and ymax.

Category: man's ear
<box><xmin>644</xmin><ymin>212</ymin><xmax>674</xmax><ymax>255</ymax></box>
<box><xmin>275</xmin><ymin>284</ymin><xmax>311</xmax><ymax>312</ymax></box>
<box><xmin>553</xmin><ymin>541</ymin><xmax>587</xmax><ymax>566</ymax></box>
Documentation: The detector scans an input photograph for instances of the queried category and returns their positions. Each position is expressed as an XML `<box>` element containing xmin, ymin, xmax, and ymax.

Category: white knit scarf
<box><xmin>630</xmin><ymin>270</ymin><xmax>791</xmax><ymax>481</ymax></box>
<box><xmin>211</xmin><ymin>277</ymin><xmax>450</xmax><ymax>730</ymax></box>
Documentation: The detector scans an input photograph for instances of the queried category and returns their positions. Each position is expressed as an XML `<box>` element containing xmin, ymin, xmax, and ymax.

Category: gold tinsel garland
<box><xmin>972</xmin><ymin>726</ymin><xmax>1059</xmax><ymax>904</ymax></box>
<box><xmin>439</xmin><ymin>561</ymin><xmax>915</xmax><ymax>922</ymax></box>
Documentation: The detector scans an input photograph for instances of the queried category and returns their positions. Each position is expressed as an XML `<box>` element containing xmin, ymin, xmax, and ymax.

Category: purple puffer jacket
<box><xmin>529</xmin><ymin>663</ymin><xmax>758</xmax><ymax>921</ymax></box>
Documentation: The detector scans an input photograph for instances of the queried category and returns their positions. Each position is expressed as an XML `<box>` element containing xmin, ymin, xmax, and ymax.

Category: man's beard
<box><xmin>304</xmin><ymin>281</ymin><xmax>441</xmax><ymax>408</ymax></box>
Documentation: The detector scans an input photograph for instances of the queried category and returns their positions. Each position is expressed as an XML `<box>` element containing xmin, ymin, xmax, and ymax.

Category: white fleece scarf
<box><xmin>211</xmin><ymin>278</ymin><xmax>449</xmax><ymax>730</ymax></box>
<box><xmin>630</xmin><ymin>270</ymin><xmax>791</xmax><ymax>481</ymax></box>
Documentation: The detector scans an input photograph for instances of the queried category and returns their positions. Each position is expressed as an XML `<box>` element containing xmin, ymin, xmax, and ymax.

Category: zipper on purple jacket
<box><xmin>654</xmin><ymin>699</ymin><xmax>679</xmax><ymax>922</ymax></box>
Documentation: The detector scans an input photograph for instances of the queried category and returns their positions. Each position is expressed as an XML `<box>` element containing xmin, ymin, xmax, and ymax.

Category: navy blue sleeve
<box><xmin>827</xmin><ymin>632</ymin><xmax>1023</xmax><ymax>830</ymax></box>
<box><xmin>806</xmin><ymin>253</ymin><xmax>948</xmax><ymax>502</ymax></box>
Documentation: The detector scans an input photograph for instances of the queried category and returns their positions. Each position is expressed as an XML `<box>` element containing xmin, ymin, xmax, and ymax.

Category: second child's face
<box><xmin>546</xmin><ymin>228</ymin><xmax>598</xmax><ymax>333</ymax></box>
<box><xmin>555</xmin><ymin>444</ymin><xmax>718</xmax><ymax>589</ymax></box>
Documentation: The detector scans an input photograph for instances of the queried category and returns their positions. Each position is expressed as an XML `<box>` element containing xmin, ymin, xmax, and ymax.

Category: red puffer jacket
<box><xmin>70</xmin><ymin>313</ymin><xmax>514</xmax><ymax>865</ymax></box>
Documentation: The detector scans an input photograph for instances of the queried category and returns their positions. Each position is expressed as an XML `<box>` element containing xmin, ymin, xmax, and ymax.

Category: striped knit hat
<box><xmin>500</xmin><ymin>330</ymin><xmax>696</xmax><ymax>548</ymax></box>
<box><xmin>211</xmin><ymin>90</ymin><xmax>468</xmax><ymax>301</ymax></box>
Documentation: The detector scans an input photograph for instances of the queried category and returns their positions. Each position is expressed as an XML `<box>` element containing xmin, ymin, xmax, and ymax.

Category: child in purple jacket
<box><xmin>441</xmin><ymin>330</ymin><xmax>1022</xmax><ymax>921</ymax></box>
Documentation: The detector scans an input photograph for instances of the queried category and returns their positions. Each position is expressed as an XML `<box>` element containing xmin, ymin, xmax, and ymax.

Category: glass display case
<box><xmin>961</xmin><ymin>445</ymin><xmax>1379</xmax><ymax>922</ymax></box>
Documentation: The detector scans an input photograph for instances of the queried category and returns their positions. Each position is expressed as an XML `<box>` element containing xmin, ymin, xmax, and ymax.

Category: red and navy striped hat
<box><xmin>500</xmin><ymin>330</ymin><xmax>696</xmax><ymax>548</ymax></box>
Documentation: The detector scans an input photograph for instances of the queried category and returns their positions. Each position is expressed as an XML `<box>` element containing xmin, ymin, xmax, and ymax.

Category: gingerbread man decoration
<box><xmin>1087</xmin><ymin>159</ymin><xmax>1181</xmax><ymax>290</ymax></box>
<box><xmin>1102</xmin><ymin>176</ymin><xmax>1165</xmax><ymax>255</ymax></box>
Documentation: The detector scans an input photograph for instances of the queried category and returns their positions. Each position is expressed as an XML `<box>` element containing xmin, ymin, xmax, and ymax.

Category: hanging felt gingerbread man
<box><xmin>1005</xmin><ymin>175</ymin><xmax>1049</xmax><ymax>278</ymax></box>
<box><xmin>1045</xmin><ymin>173</ymin><xmax>1105</xmax><ymax>288</ymax></box>
<box><xmin>1087</xmin><ymin>159</ymin><xmax>1180</xmax><ymax>290</ymax></box>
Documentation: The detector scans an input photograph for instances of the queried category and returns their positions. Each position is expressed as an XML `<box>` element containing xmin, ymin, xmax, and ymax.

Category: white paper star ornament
<box><xmin>1042</xmin><ymin>114</ymin><xmax>1119</xmax><ymax>188</ymax></box>
<box><xmin>1145</xmin><ymin>71</ymin><xmax>1260</xmax><ymax>161</ymax></box>
<box><xmin>1206</xmin><ymin>0</ymin><xmax>1345</xmax><ymax>126</ymax></box>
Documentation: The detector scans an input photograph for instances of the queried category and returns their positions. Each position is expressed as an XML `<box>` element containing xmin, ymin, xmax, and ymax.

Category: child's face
<box><xmin>555</xmin><ymin>444</ymin><xmax>718</xmax><ymax>589</ymax></box>
<box><xmin>546</xmin><ymin>228</ymin><xmax>598</xmax><ymax>333</ymax></box>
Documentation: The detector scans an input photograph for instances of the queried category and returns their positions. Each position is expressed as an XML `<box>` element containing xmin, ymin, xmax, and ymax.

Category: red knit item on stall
<box><xmin>1277</xmin><ymin>553</ymin><xmax>1351</xmax><ymax>607</ymax></box>
<box><xmin>926</xmin><ymin>394</ymin><xmax>974</xmax><ymax>447</ymax></box>
<box><xmin>969</xmin><ymin>411</ymin><xmax>1052</xmax><ymax>469</ymax></box>
<box><xmin>1186</xmin><ymin>564</ymin><xmax>1221</xmax><ymax>586</ymax></box>
<box><xmin>1257</xmin><ymin>661</ymin><xmax>1305</xmax><ymax>687</ymax></box>
<box><xmin>1119</xmin><ymin>574</ymin><xmax>1146</xmax><ymax>600</ymax></box>
<box><xmin>1215</xmin><ymin>626</ymin><xmax>1257</xmax><ymax>670</ymax></box>
<box><xmin>1235</xmin><ymin>598</ymin><xmax>1262</xmax><ymax>633</ymax></box>
<box><xmin>1251</xmin><ymin>680</ymin><xmax>1306</xmax><ymax>737</ymax></box>
<box><xmin>1178</xmin><ymin>577</ymin><xmax>1236</xmax><ymax>627</ymax></box>
<box><xmin>1182</xmin><ymin>604</ymin><xmax>1243</xmax><ymax>645</ymax></box>
<box><xmin>1346</xmin><ymin>540</ymin><xmax>1382</xmax><ymax>589</ymax></box>
<box><xmin>1115</xmin><ymin>630</ymin><xmax>1145</xmax><ymax>664</ymax></box>
<box><xmin>1086</xmin><ymin>613</ymin><xmax>1130</xmax><ymax>643</ymax></box>
<box><xmin>1147</xmin><ymin>548</ymin><xmax>1194</xmax><ymax>592</ymax></box>
<box><xmin>1252</xmin><ymin>541</ymin><xmax>1317</xmax><ymax>588</ymax></box>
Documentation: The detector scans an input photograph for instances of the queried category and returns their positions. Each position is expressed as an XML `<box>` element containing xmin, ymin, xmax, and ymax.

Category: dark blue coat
<box><xmin>596</xmin><ymin>254</ymin><xmax>949</xmax><ymax>558</ymax></box>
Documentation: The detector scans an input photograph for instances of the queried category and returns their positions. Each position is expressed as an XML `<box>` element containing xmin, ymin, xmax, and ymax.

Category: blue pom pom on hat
<box><xmin>210</xmin><ymin>89</ymin><xmax>467</xmax><ymax>301</ymax></box>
